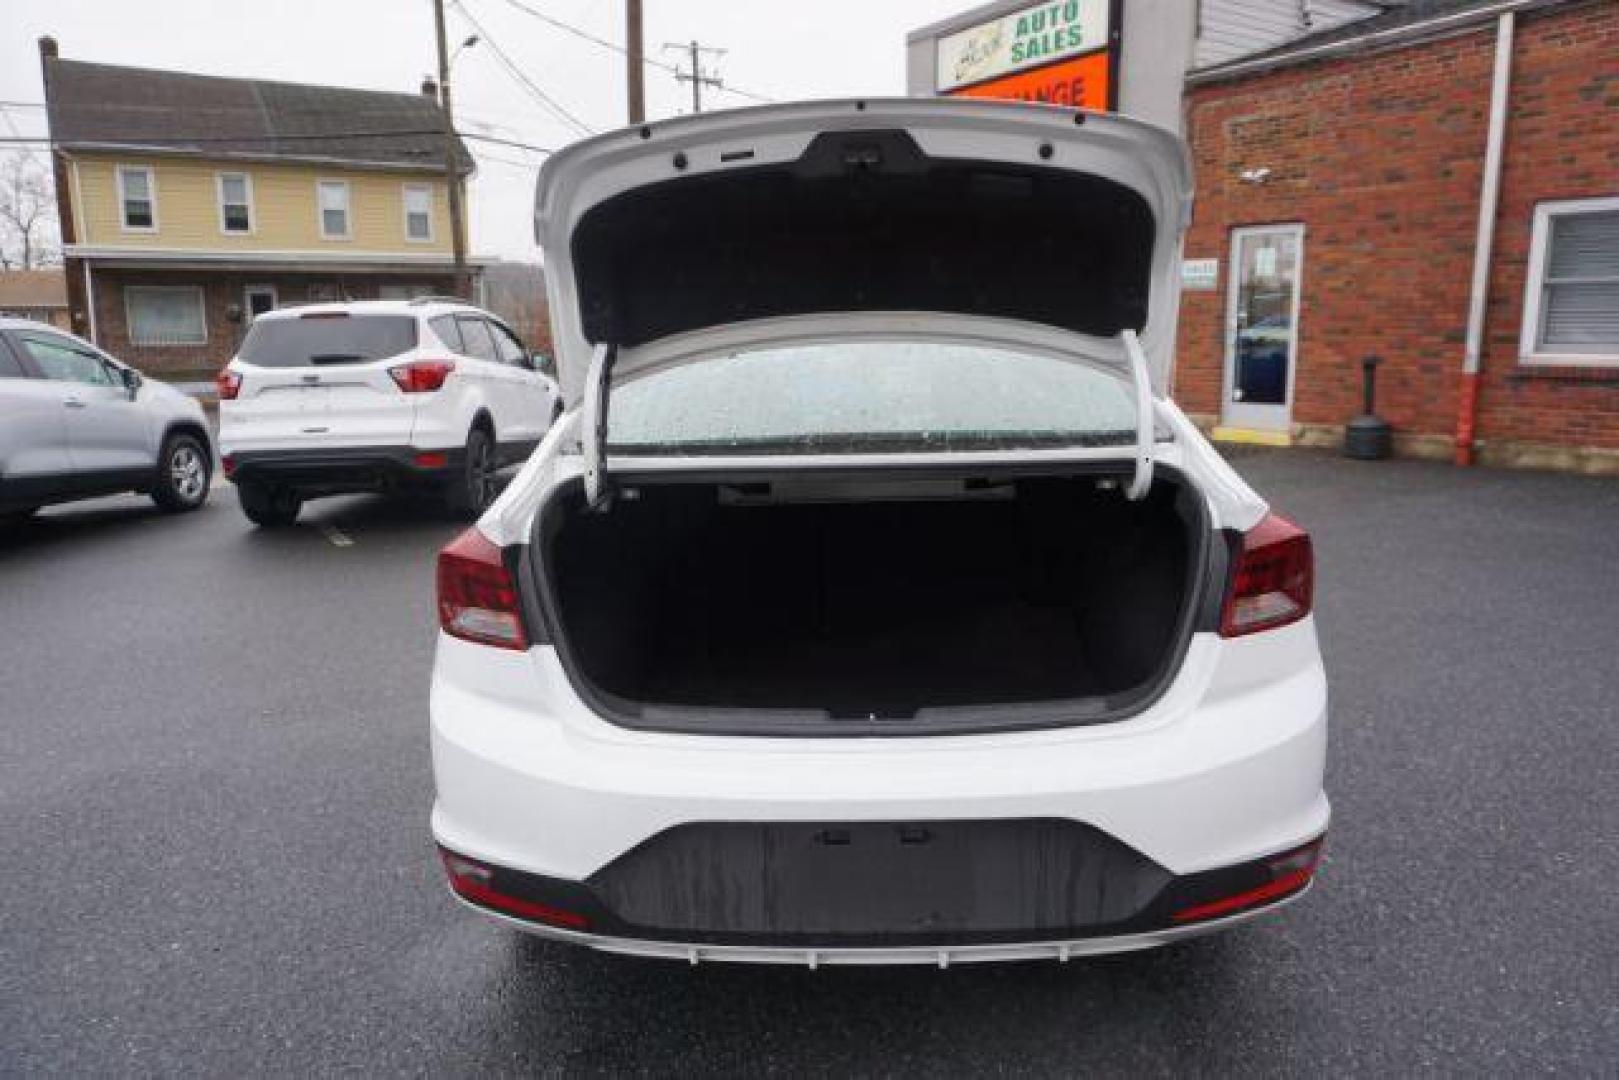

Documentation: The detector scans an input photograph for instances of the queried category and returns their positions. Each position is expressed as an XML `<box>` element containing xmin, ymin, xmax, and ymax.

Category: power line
<box><xmin>473</xmin><ymin>148</ymin><xmax>541</xmax><ymax>170</ymax></box>
<box><xmin>452</xmin><ymin>0</ymin><xmax>594</xmax><ymax>137</ymax></box>
<box><xmin>460</xmin><ymin>130</ymin><xmax>554</xmax><ymax>154</ymax></box>
<box><xmin>497</xmin><ymin>0</ymin><xmax>773</xmax><ymax>105</ymax></box>
<box><xmin>0</xmin><ymin>129</ymin><xmax>554</xmax><ymax>155</ymax></box>
<box><xmin>0</xmin><ymin>129</ymin><xmax>441</xmax><ymax>147</ymax></box>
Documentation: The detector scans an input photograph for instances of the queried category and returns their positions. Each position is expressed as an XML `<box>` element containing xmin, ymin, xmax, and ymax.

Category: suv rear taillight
<box><xmin>1220</xmin><ymin>512</ymin><xmax>1313</xmax><ymax>638</ymax></box>
<box><xmin>390</xmin><ymin>359</ymin><xmax>455</xmax><ymax>393</ymax></box>
<box><xmin>216</xmin><ymin>369</ymin><xmax>242</xmax><ymax>401</ymax></box>
<box><xmin>437</xmin><ymin>528</ymin><xmax>528</xmax><ymax>650</ymax></box>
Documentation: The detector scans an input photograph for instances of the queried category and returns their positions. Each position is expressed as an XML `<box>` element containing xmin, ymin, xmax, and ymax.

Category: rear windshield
<box><xmin>608</xmin><ymin>341</ymin><xmax>1143</xmax><ymax>455</ymax></box>
<box><xmin>238</xmin><ymin>315</ymin><xmax>418</xmax><ymax>367</ymax></box>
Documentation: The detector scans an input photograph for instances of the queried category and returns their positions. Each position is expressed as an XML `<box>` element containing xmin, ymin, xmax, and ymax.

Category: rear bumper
<box><xmin>225</xmin><ymin>445</ymin><xmax>461</xmax><ymax>495</ymax></box>
<box><xmin>431</xmin><ymin>620</ymin><xmax>1331</xmax><ymax>961</ymax></box>
<box><xmin>435</xmin><ymin>829</ymin><xmax>1324</xmax><ymax>963</ymax></box>
<box><xmin>447</xmin><ymin>880</ymin><xmax>1315</xmax><ymax>966</ymax></box>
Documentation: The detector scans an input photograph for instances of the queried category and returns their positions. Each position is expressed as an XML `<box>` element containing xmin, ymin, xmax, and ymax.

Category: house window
<box><xmin>378</xmin><ymin>284</ymin><xmax>436</xmax><ymax>300</ymax></box>
<box><xmin>218</xmin><ymin>172</ymin><xmax>253</xmax><ymax>234</ymax></box>
<box><xmin>125</xmin><ymin>286</ymin><xmax>206</xmax><ymax>346</ymax></box>
<box><xmin>117</xmin><ymin>166</ymin><xmax>156</xmax><ymax>231</ymax></box>
<box><xmin>403</xmin><ymin>184</ymin><xmax>434</xmax><ymax>242</ymax></box>
<box><xmin>1521</xmin><ymin>197</ymin><xmax>1619</xmax><ymax>366</ymax></box>
<box><xmin>317</xmin><ymin>180</ymin><xmax>351</xmax><ymax>239</ymax></box>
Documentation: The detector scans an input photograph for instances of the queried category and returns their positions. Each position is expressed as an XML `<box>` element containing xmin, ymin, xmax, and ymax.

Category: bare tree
<box><xmin>0</xmin><ymin>151</ymin><xmax>60</xmax><ymax>270</ymax></box>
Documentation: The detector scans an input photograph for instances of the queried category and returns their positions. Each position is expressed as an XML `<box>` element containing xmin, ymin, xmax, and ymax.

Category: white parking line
<box><xmin>317</xmin><ymin>524</ymin><xmax>355</xmax><ymax>548</ymax></box>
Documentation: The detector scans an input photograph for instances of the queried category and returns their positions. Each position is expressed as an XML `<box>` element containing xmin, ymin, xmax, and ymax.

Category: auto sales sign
<box><xmin>935</xmin><ymin>0</ymin><xmax>1118</xmax><ymax>110</ymax></box>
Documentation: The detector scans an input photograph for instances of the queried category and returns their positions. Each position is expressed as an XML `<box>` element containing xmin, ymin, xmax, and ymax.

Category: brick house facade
<box><xmin>1175</xmin><ymin>0</ymin><xmax>1619</xmax><ymax>472</ymax></box>
<box><xmin>41</xmin><ymin>40</ymin><xmax>481</xmax><ymax>379</ymax></box>
<box><xmin>84</xmin><ymin>269</ymin><xmax>458</xmax><ymax>376</ymax></box>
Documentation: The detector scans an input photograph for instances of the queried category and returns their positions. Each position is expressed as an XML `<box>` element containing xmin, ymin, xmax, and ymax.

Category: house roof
<box><xmin>1190</xmin><ymin>0</ymin><xmax>1575</xmax><ymax>83</ymax></box>
<box><xmin>0</xmin><ymin>269</ymin><xmax>68</xmax><ymax>309</ymax></box>
<box><xmin>43</xmin><ymin>57</ymin><xmax>473</xmax><ymax>173</ymax></box>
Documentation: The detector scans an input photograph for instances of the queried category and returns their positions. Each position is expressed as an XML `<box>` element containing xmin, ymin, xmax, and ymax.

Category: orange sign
<box><xmin>948</xmin><ymin>49</ymin><xmax>1111</xmax><ymax>110</ymax></box>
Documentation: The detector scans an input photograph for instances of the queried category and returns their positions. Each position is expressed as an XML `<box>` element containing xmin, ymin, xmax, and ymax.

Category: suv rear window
<box><xmin>238</xmin><ymin>314</ymin><xmax>418</xmax><ymax>367</ymax></box>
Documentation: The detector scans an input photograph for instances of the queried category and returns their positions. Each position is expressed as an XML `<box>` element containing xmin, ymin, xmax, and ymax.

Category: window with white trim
<box><xmin>1521</xmin><ymin>197</ymin><xmax>1619</xmax><ymax>366</ymax></box>
<box><xmin>317</xmin><ymin>180</ymin><xmax>351</xmax><ymax>239</ymax></box>
<box><xmin>403</xmin><ymin>184</ymin><xmax>434</xmax><ymax>242</ymax></box>
<box><xmin>125</xmin><ymin>286</ymin><xmax>207</xmax><ymax>346</ymax></box>
<box><xmin>117</xmin><ymin>166</ymin><xmax>156</xmax><ymax>231</ymax></box>
<box><xmin>218</xmin><ymin>172</ymin><xmax>253</xmax><ymax>234</ymax></box>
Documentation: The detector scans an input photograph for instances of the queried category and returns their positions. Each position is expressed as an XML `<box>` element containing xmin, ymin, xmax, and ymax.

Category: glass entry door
<box><xmin>1222</xmin><ymin>225</ymin><xmax>1304</xmax><ymax>431</ymax></box>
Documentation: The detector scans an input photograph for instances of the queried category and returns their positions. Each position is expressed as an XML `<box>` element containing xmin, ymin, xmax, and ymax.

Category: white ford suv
<box><xmin>0</xmin><ymin>318</ymin><xmax>213</xmax><ymax>524</ymax></box>
<box><xmin>217</xmin><ymin>299</ymin><xmax>558</xmax><ymax>526</ymax></box>
<box><xmin>429</xmin><ymin>100</ymin><xmax>1329</xmax><ymax>965</ymax></box>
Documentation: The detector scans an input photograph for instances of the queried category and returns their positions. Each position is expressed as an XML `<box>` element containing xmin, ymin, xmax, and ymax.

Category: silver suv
<box><xmin>0</xmin><ymin>318</ymin><xmax>213</xmax><ymax>525</ymax></box>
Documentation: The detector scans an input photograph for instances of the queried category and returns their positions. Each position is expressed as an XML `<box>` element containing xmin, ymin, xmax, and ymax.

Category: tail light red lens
<box><xmin>438</xmin><ymin>848</ymin><xmax>590</xmax><ymax>930</ymax></box>
<box><xmin>216</xmin><ymin>369</ymin><xmax>242</xmax><ymax>401</ymax></box>
<box><xmin>390</xmin><ymin>359</ymin><xmax>456</xmax><ymax>393</ymax></box>
<box><xmin>1220</xmin><ymin>512</ymin><xmax>1313</xmax><ymax>637</ymax></box>
<box><xmin>1172</xmin><ymin>837</ymin><xmax>1324</xmax><ymax>924</ymax></box>
<box><xmin>436</xmin><ymin>527</ymin><xmax>528</xmax><ymax>650</ymax></box>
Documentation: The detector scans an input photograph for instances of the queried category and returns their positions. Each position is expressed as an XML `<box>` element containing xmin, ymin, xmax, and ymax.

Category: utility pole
<box><xmin>434</xmin><ymin>0</ymin><xmax>469</xmax><ymax>298</ymax></box>
<box><xmin>626</xmin><ymin>0</ymin><xmax>645</xmax><ymax>124</ymax></box>
<box><xmin>663</xmin><ymin>40</ymin><xmax>725</xmax><ymax>113</ymax></box>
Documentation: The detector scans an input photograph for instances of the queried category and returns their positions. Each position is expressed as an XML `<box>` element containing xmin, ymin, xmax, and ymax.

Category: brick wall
<box><xmin>1176</xmin><ymin>0</ymin><xmax>1619</xmax><ymax>456</ymax></box>
<box><xmin>1475</xmin><ymin>2</ymin><xmax>1619</xmax><ymax>450</ymax></box>
<box><xmin>90</xmin><ymin>269</ymin><xmax>456</xmax><ymax>376</ymax></box>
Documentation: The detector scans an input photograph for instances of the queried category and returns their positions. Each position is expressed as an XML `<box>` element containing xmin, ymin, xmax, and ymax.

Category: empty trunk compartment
<box><xmin>533</xmin><ymin>470</ymin><xmax>1210</xmax><ymax>735</ymax></box>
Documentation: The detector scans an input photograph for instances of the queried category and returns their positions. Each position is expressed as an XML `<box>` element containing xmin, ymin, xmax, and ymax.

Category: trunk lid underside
<box><xmin>535</xmin><ymin>99</ymin><xmax>1193</xmax><ymax>400</ymax></box>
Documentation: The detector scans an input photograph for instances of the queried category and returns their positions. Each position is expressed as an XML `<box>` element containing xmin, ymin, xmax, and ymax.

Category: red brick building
<box><xmin>1174</xmin><ymin>0</ymin><xmax>1618</xmax><ymax>472</ymax></box>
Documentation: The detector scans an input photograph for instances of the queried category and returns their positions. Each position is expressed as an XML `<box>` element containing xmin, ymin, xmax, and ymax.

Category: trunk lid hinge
<box><xmin>582</xmin><ymin>341</ymin><xmax>617</xmax><ymax>509</ymax></box>
<box><xmin>1121</xmin><ymin>329</ymin><xmax>1155</xmax><ymax>502</ymax></box>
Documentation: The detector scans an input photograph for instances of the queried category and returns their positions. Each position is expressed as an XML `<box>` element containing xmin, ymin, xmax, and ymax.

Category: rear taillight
<box><xmin>390</xmin><ymin>359</ymin><xmax>455</xmax><ymax>393</ymax></box>
<box><xmin>216</xmin><ymin>369</ymin><xmax>242</xmax><ymax>401</ymax></box>
<box><xmin>438</xmin><ymin>848</ymin><xmax>590</xmax><ymax>930</ymax></box>
<box><xmin>436</xmin><ymin>527</ymin><xmax>528</xmax><ymax>650</ymax></box>
<box><xmin>1220</xmin><ymin>512</ymin><xmax>1313</xmax><ymax>637</ymax></box>
<box><xmin>1172</xmin><ymin>837</ymin><xmax>1324</xmax><ymax>924</ymax></box>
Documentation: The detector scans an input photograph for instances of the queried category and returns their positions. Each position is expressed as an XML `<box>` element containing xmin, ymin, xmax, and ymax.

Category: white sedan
<box><xmin>428</xmin><ymin>99</ymin><xmax>1328</xmax><ymax>966</ymax></box>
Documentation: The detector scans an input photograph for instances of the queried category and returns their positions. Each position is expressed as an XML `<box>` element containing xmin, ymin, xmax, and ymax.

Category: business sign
<box><xmin>1181</xmin><ymin>258</ymin><xmax>1219</xmax><ymax>292</ymax></box>
<box><xmin>950</xmin><ymin>49</ymin><xmax>1111</xmax><ymax>109</ymax></box>
<box><xmin>936</xmin><ymin>0</ymin><xmax>1115</xmax><ymax>96</ymax></box>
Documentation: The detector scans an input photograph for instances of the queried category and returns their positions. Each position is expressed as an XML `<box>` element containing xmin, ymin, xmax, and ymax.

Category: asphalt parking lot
<box><xmin>3</xmin><ymin>449</ymin><xmax>1615</xmax><ymax>1075</ymax></box>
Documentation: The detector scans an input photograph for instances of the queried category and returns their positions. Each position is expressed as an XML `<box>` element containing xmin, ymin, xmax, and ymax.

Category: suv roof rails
<box><xmin>407</xmin><ymin>295</ymin><xmax>473</xmax><ymax>307</ymax></box>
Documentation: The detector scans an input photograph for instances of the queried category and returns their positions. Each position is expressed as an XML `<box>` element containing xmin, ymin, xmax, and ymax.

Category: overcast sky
<box><xmin>1</xmin><ymin>0</ymin><xmax>968</xmax><ymax>263</ymax></box>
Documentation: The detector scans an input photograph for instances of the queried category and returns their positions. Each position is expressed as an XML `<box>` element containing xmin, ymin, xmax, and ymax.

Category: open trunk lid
<box><xmin>534</xmin><ymin>98</ymin><xmax>1193</xmax><ymax>401</ymax></box>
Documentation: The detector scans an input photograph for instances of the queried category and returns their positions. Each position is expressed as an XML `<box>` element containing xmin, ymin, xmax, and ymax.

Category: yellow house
<box><xmin>41</xmin><ymin>38</ymin><xmax>480</xmax><ymax>374</ymax></box>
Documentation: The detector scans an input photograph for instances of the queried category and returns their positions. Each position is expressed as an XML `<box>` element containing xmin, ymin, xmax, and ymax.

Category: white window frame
<box><xmin>216</xmin><ymin>171</ymin><xmax>255</xmax><ymax>235</ymax></box>
<box><xmin>116</xmin><ymin>165</ymin><xmax>158</xmax><ymax>233</ymax></box>
<box><xmin>124</xmin><ymin>285</ymin><xmax>207</xmax><ymax>347</ymax></box>
<box><xmin>1519</xmin><ymin>195</ymin><xmax>1619</xmax><ymax>368</ymax></box>
<box><xmin>316</xmin><ymin>179</ymin><xmax>352</xmax><ymax>240</ymax></box>
<box><xmin>402</xmin><ymin>183</ymin><xmax>435</xmax><ymax>243</ymax></box>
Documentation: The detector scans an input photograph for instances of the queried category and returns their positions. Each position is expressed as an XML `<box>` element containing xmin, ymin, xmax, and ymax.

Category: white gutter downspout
<box><xmin>1456</xmin><ymin>11</ymin><xmax>1515</xmax><ymax>466</ymax></box>
<box><xmin>81</xmin><ymin>258</ymin><xmax>98</xmax><ymax>345</ymax></box>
